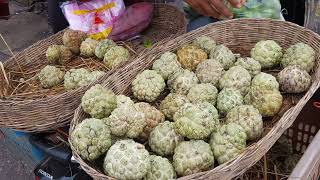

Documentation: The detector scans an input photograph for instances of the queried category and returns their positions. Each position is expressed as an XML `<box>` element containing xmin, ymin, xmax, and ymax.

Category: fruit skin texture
<box><xmin>103</xmin><ymin>139</ymin><xmax>150</xmax><ymax>180</ymax></box>
<box><xmin>277</xmin><ymin>65</ymin><xmax>311</xmax><ymax>93</ymax></box>
<box><xmin>234</xmin><ymin>57</ymin><xmax>261</xmax><ymax>77</ymax></box>
<box><xmin>196</xmin><ymin>59</ymin><xmax>225</xmax><ymax>87</ymax></box>
<box><xmin>187</xmin><ymin>83</ymin><xmax>218</xmax><ymax>105</ymax></box>
<box><xmin>152</xmin><ymin>52</ymin><xmax>183</xmax><ymax>80</ymax></box>
<box><xmin>209</xmin><ymin>45</ymin><xmax>236</xmax><ymax>70</ymax></box>
<box><xmin>94</xmin><ymin>39</ymin><xmax>117</xmax><ymax>59</ymax></box>
<box><xmin>245</xmin><ymin>87</ymin><xmax>283</xmax><ymax>117</ymax></box>
<box><xmin>167</xmin><ymin>69</ymin><xmax>199</xmax><ymax>95</ymax></box>
<box><xmin>173</xmin><ymin>102</ymin><xmax>219</xmax><ymax>140</ymax></box>
<box><xmin>134</xmin><ymin>102</ymin><xmax>165</xmax><ymax>139</ymax></box>
<box><xmin>177</xmin><ymin>44</ymin><xmax>208</xmax><ymax>71</ymax></box>
<box><xmin>62</xmin><ymin>29</ymin><xmax>87</xmax><ymax>54</ymax></box>
<box><xmin>148</xmin><ymin>121</ymin><xmax>183</xmax><ymax>156</ymax></box>
<box><xmin>70</xmin><ymin>118</ymin><xmax>112</xmax><ymax>161</ymax></box>
<box><xmin>46</xmin><ymin>45</ymin><xmax>73</xmax><ymax>65</ymax></box>
<box><xmin>210</xmin><ymin>123</ymin><xmax>247</xmax><ymax>165</ymax></box>
<box><xmin>219</xmin><ymin>66</ymin><xmax>251</xmax><ymax>95</ymax></box>
<box><xmin>173</xmin><ymin>140</ymin><xmax>214</xmax><ymax>176</ymax></box>
<box><xmin>132</xmin><ymin>70</ymin><xmax>165</xmax><ymax>102</ymax></box>
<box><xmin>116</xmin><ymin>95</ymin><xmax>135</xmax><ymax>107</ymax></box>
<box><xmin>250</xmin><ymin>40</ymin><xmax>283</xmax><ymax>69</ymax></box>
<box><xmin>251</xmin><ymin>72</ymin><xmax>279</xmax><ymax>91</ymax></box>
<box><xmin>281</xmin><ymin>42</ymin><xmax>315</xmax><ymax>72</ymax></box>
<box><xmin>81</xmin><ymin>84</ymin><xmax>117</xmax><ymax>119</ymax></box>
<box><xmin>107</xmin><ymin>102</ymin><xmax>146</xmax><ymax>138</ymax></box>
<box><xmin>38</xmin><ymin>65</ymin><xmax>65</xmax><ymax>88</ymax></box>
<box><xmin>80</xmin><ymin>38</ymin><xmax>99</xmax><ymax>57</ymax></box>
<box><xmin>217</xmin><ymin>88</ymin><xmax>244</xmax><ymax>115</ymax></box>
<box><xmin>226</xmin><ymin>105</ymin><xmax>263</xmax><ymax>140</ymax></box>
<box><xmin>193</xmin><ymin>35</ymin><xmax>216</xmax><ymax>54</ymax></box>
<box><xmin>144</xmin><ymin>155</ymin><xmax>176</xmax><ymax>180</ymax></box>
<box><xmin>64</xmin><ymin>69</ymin><xmax>105</xmax><ymax>90</ymax></box>
<box><xmin>160</xmin><ymin>93</ymin><xmax>190</xmax><ymax>120</ymax></box>
<box><xmin>103</xmin><ymin>46</ymin><xmax>130</xmax><ymax>69</ymax></box>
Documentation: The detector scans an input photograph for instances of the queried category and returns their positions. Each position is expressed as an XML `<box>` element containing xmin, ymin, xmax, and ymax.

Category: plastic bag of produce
<box><xmin>61</xmin><ymin>0</ymin><xmax>125</xmax><ymax>40</ymax></box>
<box><xmin>229</xmin><ymin>0</ymin><xmax>282</xmax><ymax>19</ymax></box>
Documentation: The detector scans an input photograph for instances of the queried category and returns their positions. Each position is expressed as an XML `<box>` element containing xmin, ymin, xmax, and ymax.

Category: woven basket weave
<box><xmin>70</xmin><ymin>19</ymin><xmax>320</xmax><ymax>180</ymax></box>
<box><xmin>0</xmin><ymin>4</ymin><xmax>186</xmax><ymax>132</ymax></box>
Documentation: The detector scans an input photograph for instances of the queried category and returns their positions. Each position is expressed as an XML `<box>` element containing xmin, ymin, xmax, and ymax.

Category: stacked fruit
<box><xmin>70</xmin><ymin>36</ymin><xmax>315</xmax><ymax>179</ymax></box>
<box><xmin>38</xmin><ymin>29</ymin><xmax>130</xmax><ymax>90</ymax></box>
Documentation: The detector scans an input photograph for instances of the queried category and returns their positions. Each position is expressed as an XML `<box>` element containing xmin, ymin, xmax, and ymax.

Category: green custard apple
<box><xmin>219</xmin><ymin>66</ymin><xmax>251</xmax><ymax>95</ymax></box>
<box><xmin>209</xmin><ymin>44</ymin><xmax>236</xmax><ymax>70</ymax></box>
<box><xmin>196</xmin><ymin>59</ymin><xmax>225</xmax><ymax>86</ymax></box>
<box><xmin>152</xmin><ymin>52</ymin><xmax>183</xmax><ymax>80</ymax></box>
<box><xmin>144</xmin><ymin>155</ymin><xmax>176</xmax><ymax>180</ymax></box>
<box><xmin>70</xmin><ymin>118</ymin><xmax>112</xmax><ymax>161</ymax></box>
<box><xmin>132</xmin><ymin>70</ymin><xmax>166</xmax><ymax>102</ymax></box>
<box><xmin>217</xmin><ymin>88</ymin><xmax>244</xmax><ymax>115</ymax></box>
<box><xmin>160</xmin><ymin>93</ymin><xmax>190</xmax><ymax>120</ymax></box>
<box><xmin>38</xmin><ymin>65</ymin><xmax>65</xmax><ymax>88</ymax></box>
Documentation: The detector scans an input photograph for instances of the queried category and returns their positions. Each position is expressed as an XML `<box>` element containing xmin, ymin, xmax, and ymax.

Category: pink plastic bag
<box><xmin>61</xmin><ymin>0</ymin><xmax>125</xmax><ymax>40</ymax></box>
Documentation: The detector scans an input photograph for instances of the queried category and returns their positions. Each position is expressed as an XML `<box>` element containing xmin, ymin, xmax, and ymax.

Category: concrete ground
<box><xmin>0</xmin><ymin>1</ymin><xmax>51</xmax><ymax>179</ymax></box>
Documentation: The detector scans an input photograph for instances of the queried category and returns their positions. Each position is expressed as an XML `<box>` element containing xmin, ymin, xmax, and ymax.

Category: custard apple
<box><xmin>187</xmin><ymin>83</ymin><xmax>218</xmax><ymax>105</ymax></box>
<box><xmin>134</xmin><ymin>102</ymin><xmax>165</xmax><ymax>139</ymax></box>
<box><xmin>80</xmin><ymin>38</ymin><xmax>99</xmax><ymax>57</ymax></box>
<box><xmin>278</xmin><ymin>65</ymin><xmax>311</xmax><ymax>93</ymax></box>
<box><xmin>251</xmin><ymin>72</ymin><xmax>279</xmax><ymax>91</ymax></box>
<box><xmin>217</xmin><ymin>88</ymin><xmax>244</xmax><ymax>115</ymax></box>
<box><xmin>46</xmin><ymin>45</ymin><xmax>73</xmax><ymax>65</ymax></box>
<box><xmin>107</xmin><ymin>102</ymin><xmax>146</xmax><ymax>138</ymax></box>
<box><xmin>148</xmin><ymin>121</ymin><xmax>183</xmax><ymax>156</ymax></box>
<box><xmin>226</xmin><ymin>105</ymin><xmax>263</xmax><ymax>140</ymax></box>
<box><xmin>62</xmin><ymin>29</ymin><xmax>87</xmax><ymax>54</ymax></box>
<box><xmin>196</xmin><ymin>59</ymin><xmax>225</xmax><ymax>86</ymax></box>
<box><xmin>209</xmin><ymin>45</ymin><xmax>236</xmax><ymax>70</ymax></box>
<box><xmin>173</xmin><ymin>102</ymin><xmax>219</xmax><ymax>140</ymax></box>
<box><xmin>64</xmin><ymin>68</ymin><xmax>91</xmax><ymax>90</ymax></box>
<box><xmin>70</xmin><ymin>118</ymin><xmax>112</xmax><ymax>161</ymax></box>
<box><xmin>38</xmin><ymin>65</ymin><xmax>65</xmax><ymax>88</ymax></box>
<box><xmin>219</xmin><ymin>66</ymin><xmax>251</xmax><ymax>95</ymax></box>
<box><xmin>145</xmin><ymin>155</ymin><xmax>176</xmax><ymax>180</ymax></box>
<box><xmin>173</xmin><ymin>140</ymin><xmax>214</xmax><ymax>176</ymax></box>
<box><xmin>132</xmin><ymin>70</ymin><xmax>165</xmax><ymax>102</ymax></box>
<box><xmin>167</xmin><ymin>69</ymin><xmax>199</xmax><ymax>95</ymax></box>
<box><xmin>245</xmin><ymin>87</ymin><xmax>283</xmax><ymax>117</ymax></box>
<box><xmin>250</xmin><ymin>40</ymin><xmax>283</xmax><ymax>69</ymax></box>
<box><xmin>160</xmin><ymin>93</ymin><xmax>190</xmax><ymax>120</ymax></box>
<box><xmin>281</xmin><ymin>43</ymin><xmax>315</xmax><ymax>72</ymax></box>
<box><xmin>103</xmin><ymin>45</ymin><xmax>130</xmax><ymax>69</ymax></box>
<box><xmin>87</xmin><ymin>70</ymin><xmax>105</xmax><ymax>82</ymax></box>
<box><xmin>81</xmin><ymin>84</ymin><xmax>117</xmax><ymax>118</ymax></box>
<box><xmin>234</xmin><ymin>57</ymin><xmax>261</xmax><ymax>77</ymax></box>
<box><xmin>152</xmin><ymin>52</ymin><xmax>183</xmax><ymax>80</ymax></box>
<box><xmin>116</xmin><ymin>95</ymin><xmax>135</xmax><ymax>107</ymax></box>
<box><xmin>193</xmin><ymin>35</ymin><xmax>216</xmax><ymax>54</ymax></box>
<box><xmin>103</xmin><ymin>140</ymin><xmax>150</xmax><ymax>180</ymax></box>
<box><xmin>95</xmin><ymin>39</ymin><xmax>117</xmax><ymax>59</ymax></box>
<box><xmin>177</xmin><ymin>44</ymin><xmax>208</xmax><ymax>71</ymax></box>
<box><xmin>209</xmin><ymin>123</ymin><xmax>247</xmax><ymax>164</ymax></box>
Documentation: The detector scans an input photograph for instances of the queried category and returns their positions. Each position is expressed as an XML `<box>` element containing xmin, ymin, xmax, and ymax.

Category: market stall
<box><xmin>0</xmin><ymin>0</ymin><xmax>320</xmax><ymax>179</ymax></box>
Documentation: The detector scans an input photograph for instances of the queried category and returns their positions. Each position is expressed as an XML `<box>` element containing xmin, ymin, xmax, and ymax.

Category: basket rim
<box><xmin>69</xmin><ymin>18</ymin><xmax>320</xmax><ymax>180</ymax></box>
<box><xmin>0</xmin><ymin>3</ymin><xmax>187</xmax><ymax>104</ymax></box>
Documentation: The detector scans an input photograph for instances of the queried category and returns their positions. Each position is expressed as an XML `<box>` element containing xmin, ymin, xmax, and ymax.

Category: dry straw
<box><xmin>0</xmin><ymin>4</ymin><xmax>187</xmax><ymax>132</ymax></box>
<box><xmin>70</xmin><ymin>19</ymin><xmax>320</xmax><ymax>180</ymax></box>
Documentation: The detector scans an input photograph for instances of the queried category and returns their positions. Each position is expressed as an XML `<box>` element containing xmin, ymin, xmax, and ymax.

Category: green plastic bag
<box><xmin>228</xmin><ymin>0</ymin><xmax>282</xmax><ymax>19</ymax></box>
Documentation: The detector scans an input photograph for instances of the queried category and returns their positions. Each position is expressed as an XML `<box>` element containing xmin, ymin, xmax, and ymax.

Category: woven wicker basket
<box><xmin>70</xmin><ymin>19</ymin><xmax>320</xmax><ymax>180</ymax></box>
<box><xmin>0</xmin><ymin>4</ymin><xmax>186</xmax><ymax>132</ymax></box>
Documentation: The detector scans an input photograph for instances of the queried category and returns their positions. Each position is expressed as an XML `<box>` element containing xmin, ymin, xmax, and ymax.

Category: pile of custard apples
<box><xmin>70</xmin><ymin>35</ymin><xmax>315</xmax><ymax>180</ymax></box>
<box><xmin>38</xmin><ymin>29</ymin><xmax>130</xmax><ymax>90</ymax></box>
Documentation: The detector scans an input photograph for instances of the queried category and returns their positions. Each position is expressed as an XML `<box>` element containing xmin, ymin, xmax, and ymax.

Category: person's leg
<box><xmin>48</xmin><ymin>0</ymin><xmax>69</xmax><ymax>33</ymax></box>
